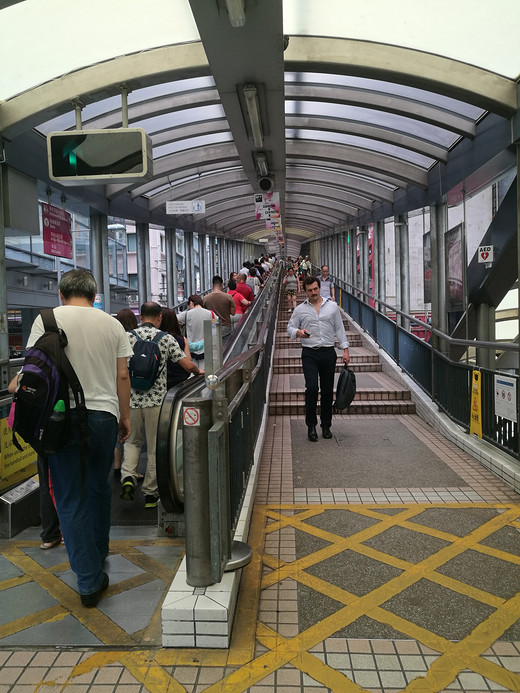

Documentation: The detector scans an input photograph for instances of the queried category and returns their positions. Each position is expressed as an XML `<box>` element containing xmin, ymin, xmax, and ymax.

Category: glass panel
<box><xmin>0</xmin><ymin>0</ymin><xmax>199</xmax><ymax>100</ymax></box>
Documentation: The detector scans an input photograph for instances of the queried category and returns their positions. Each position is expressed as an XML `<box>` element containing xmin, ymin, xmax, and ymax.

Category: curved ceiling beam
<box><xmin>284</xmin><ymin>36</ymin><xmax>517</xmax><ymax>117</ymax></box>
<box><xmin>0</xmin><ymin>43</ymin><xmax>209</xmax><ymax>138</ymax></box>
<box><xmin>288</xmin><ymin>140</ymin><xmax>428</xmax><ymax>188</ymax></box>
<box><xmin>286</xmin><ymin>83</ymin><xmax>476</xmax><ymax>138</ymax></box>
<box><xmin>108</xmin><ymin>142</ymin><xmax>240</xmax><ymax>199</ymax></box>
<box><xmin>286</xmin><ymin>185</ymin><xmax>369</xmax><ymax>213</ymax></box>
<box><xmin>285</xmin><ymin>115</ymin><xmax>449</xmax><ymax>162</ymax></box>
<box><xmin>120</xmin><ymin>161</ymin><xmax>243</xmax><ymax>199</ymax></box>
<box><xmin>286</xmin><ymin>165</ymin><xmax>395</xmax><ymax>203</ymax></box>
<box><xmin>82</xmin><ymin>87</ymin><xmax>221</xmax><ymax>130</ymax></box>
<box><xmin>286</xmin><ymin>156</ymin><xmax>404</xmax><ymax>190</ymax></box>
<box><xmin>285</xmin><ymin>194</ymin><xmax>358</xmax><ymax>219</ymax></box>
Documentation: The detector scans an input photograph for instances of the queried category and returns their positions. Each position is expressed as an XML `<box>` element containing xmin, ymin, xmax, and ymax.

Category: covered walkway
<box><xmin>1</xmin><ymin>301</ymin><xmax>519</xmax><ymax>692</ymax></box>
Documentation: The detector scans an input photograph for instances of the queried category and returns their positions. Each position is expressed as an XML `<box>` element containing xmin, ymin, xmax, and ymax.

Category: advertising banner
<box><xmin>42</xmin><ymin>203</ymin><xmax>73</xmax><ymax>259</ymax></box>
<box><xmin>254</xmin><ymin>192</ymin><xmax>280</xmax><ymax>220</ymax></box>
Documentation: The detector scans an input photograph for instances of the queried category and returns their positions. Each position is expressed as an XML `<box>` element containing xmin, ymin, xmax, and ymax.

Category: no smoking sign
<box><xmin>183</xmin><ymin>406</ymin><xmax>200</xmax><ymax>426</ymax></box>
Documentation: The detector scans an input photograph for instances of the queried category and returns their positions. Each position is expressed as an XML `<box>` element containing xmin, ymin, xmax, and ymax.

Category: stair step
<box><xmin>273</xmin><ymin>362</ymin><xmax>383</xmax><ymax>374</ymax></box>
<box><xmin>269</xmin><ymin>389</ymin><xmax>411</xmax><ymax>403</ymax></box>
<box><xmin>268</xmin><ymin>401</ymin><xmax>416</xmax><ymax>416</ymax></box>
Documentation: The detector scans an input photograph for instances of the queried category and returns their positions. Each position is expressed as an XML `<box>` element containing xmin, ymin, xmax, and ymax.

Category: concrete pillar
<box><xmin>165</xmin><ymin>227</ymin><xmax>175</xmax><ymax>305</ymax></box>
<box><xmin>396</xmin><ymin>214</ymin><xmax>410</xmax><ymax>330</ymax></box>
<box><xmin>136</xmin><ymin>222</ymin><xmax>151</xmax><ymax>307</ymax></box>
<box><xmin>375</xmin><ymin>220</ymin><xmax>386</xmax><ymax>312</ymax></box>
<box><xmin>475</xmin><ymin>303</ymin><xmax>495</xmax><ymax>369</ymax></box>
<box><xmin>185</xmin><ymin>231</ymin><xmax>193</xmax><ymax>298</ymax></box>
<box><xmin>0</xmin><ymin>166</ymin><xmax>8</xmax><ymax>386</ymax></box>
<box><xmin>90</xmin><ymin>212</ymin><xmax>110</xmax><ymax>314</ymax></box>
<box><xmin>430</xmin><ymin>199</ymin><xmax>448</xmax><ymax>353</ymax></box>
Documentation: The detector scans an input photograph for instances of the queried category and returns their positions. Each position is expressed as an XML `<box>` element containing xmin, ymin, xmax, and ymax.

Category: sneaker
<box><xmin>120</xmin><ymin>477</ymin><xmax>135</xmax><ymax>501</ymax></box>
<box><xmin>81</xmin><ymin>572</ymin><xmax>109</xmax><ymax>608</ymax></box>
<box><xmin>144</xmin><ymin>495</ymin><xmax>159</xmax><ymax>509</ymax></box>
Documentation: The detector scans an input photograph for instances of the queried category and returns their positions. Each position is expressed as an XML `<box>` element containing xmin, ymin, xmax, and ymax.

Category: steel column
<box><xmin>136</xmin><ymin>222</ymin><xmax>151</xmax><ymax>307</ymax></box>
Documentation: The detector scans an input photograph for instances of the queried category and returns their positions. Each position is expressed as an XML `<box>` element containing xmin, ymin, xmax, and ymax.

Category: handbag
<box><xmin>334</xmin><ymin>366</ymin><xmax>356</xmax><ymax>410</ymax></box>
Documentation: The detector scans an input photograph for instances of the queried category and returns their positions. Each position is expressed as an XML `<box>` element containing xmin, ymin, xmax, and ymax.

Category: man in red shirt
<box><xmin>227</xmin><ymin>279</ymin><xmax>251</xmax><ymax>315</ymax></box>
<box><xmin>235</xmin><ymin>273</ymin><xmax>254</xmax><ymax>303</ymax></box>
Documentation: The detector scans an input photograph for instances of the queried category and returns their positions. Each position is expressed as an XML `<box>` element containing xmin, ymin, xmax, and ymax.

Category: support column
<box><xmin>165</xmin><ymin>227</ymin><xmax>175</xmax><ymax>305</ymax></box>
<box><xmin>475</xmin><ymin>303</ymin><xmax>495</xmax><ymax>369</ymax></box>
<box><xmin>430</xmin><ymin>199</ymin><xmax>448</xmax><ymax>353</ymax></box>
<box><xmin>375</xmin><ymin>220</ymin><xmax>386</xmax><ymax>313</ymax></box>
<box><xmin>185</xmin><ymin>231</ymin><xmax>193</xmax><ymax>298</ymax></box>
<box><xmin>90</xmin><ymin>212</ymin><xmax>110</xmax><ymax>314</ymax></box>
<box><xmin>359</xmin><ymin>226</ymin><xmax>369</xmax><ymax>303</ymax></box>
<box><xmin>0</xmin><ymin>166</ymin><xmax>8</xmax><ymax>386</ymax></box>
<box><xmin>136</xmin><ymin>222</ymin><xmax>151</xmax><ymax>308</ymax></box>
<box><xmin>396</xmin><ymin>214</ymin><xmax>410</xmax><ymax>331</ymax></box>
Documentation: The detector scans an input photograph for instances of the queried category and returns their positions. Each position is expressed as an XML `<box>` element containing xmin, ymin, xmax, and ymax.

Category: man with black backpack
<box><xmin>22</xmin><ymin>269</ymin><xmax>132</xmax><ymax>608</ymax></box>
<box><xmin>121</xmin><ymin>301</ymin><xmax>202</xmax><ymax>508</ymax></box>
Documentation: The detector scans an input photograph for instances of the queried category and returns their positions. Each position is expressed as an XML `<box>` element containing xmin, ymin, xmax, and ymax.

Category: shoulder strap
<box><xmin>152</xmin><ymin>330</ymin><xmax>166</xmax><ymax>344</ymax></box>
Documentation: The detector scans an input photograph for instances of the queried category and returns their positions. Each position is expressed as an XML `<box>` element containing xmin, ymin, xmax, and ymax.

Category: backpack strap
<box><xmin>41</xmin><ymin>308</ymin><xmax>91</xmax><ymax>490</ymax></box>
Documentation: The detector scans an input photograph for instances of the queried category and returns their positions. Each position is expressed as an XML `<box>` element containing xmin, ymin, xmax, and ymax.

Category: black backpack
<box><xmin>128</xmin><ymin>330</ymin><xmax>165</xmax><ymax>390</ymax></box>
<box><xmin>12</xmin><ymin>308</ymin><xmax>89</xmax><ymax>456</ymax></box>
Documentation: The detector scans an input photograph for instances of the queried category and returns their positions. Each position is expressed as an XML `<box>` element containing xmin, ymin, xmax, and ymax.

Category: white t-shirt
<box><xmin>178</xmin><ymin>306</ymin><xmax>214</xmax><ymax>353</ymax></box>
<box><xmin>27</xmin><ymin>305</ymin><xmax>133</xmax><ymax>420</ymax></box>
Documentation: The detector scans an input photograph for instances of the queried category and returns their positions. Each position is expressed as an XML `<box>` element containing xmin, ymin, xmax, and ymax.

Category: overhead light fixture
<box><xmin>254</xmin><ymin>152</ymin><xmax>269</xmax><ymax>177</ymax></box>
<box><xmin>225</xmin><ymin>0</ymin><xmax>246</xmax><ymax>27</ymax></box>
<box><xmin>243</xmin><ymin>84</ymin><xmax>264</xmax><ymax>148</ymax></box>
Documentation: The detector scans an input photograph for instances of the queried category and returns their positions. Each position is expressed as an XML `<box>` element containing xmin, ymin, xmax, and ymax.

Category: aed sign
<box><xmin>478</xmin><ymin>245</ymin><xmax>493</xmax><ymax>263</ymax></box>
<box><xmin>166</xmin><ymin>200</ymin><xmax>206</xmax><ymax>215</ymax></box>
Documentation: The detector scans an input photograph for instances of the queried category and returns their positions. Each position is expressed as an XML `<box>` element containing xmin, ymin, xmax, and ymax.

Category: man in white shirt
<box><xmin>287</xmin><ymin>275</ymin><xmax>350</xmax><ymax>441</ymax></box>
<box><xmin>25</xmin><ymin>269</ymin><xmax>132</xmax><ymax>607</ymax></box>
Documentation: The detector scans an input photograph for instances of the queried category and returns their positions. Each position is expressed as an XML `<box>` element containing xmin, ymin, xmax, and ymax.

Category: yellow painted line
<box><xmin>120</xmin><ymin>652</ymin><xmax>186</xmax><ymax>693</ymax></box>
<box><xmin>0</xmin><ymin>574</ymin><xmax>32</xmax><ymax>591</ymax></box>
<box><xmin>473</xmin><ymin>541</ymin><xmax>520</xmax><ymax>566</ymax></box>
<box><xmin>470</xmin><ymin>653</ymin><xmax>520</xmax><ymax>691</ymax></box>
<box><xmin>213</xmin><ymin>504</ymin><xmax>520</xmax><ymax>693</ymax></box>
<box><xmin>261</xmin><ymin>505</ymin><xmax>426</xmax><ymax>589</ymax></box>
<box><xmin>429</xmin><ymin>570</ymin><xmax>505</xmax><ymax>608</ymax></box>
<box><xmin>0</xmin><ymin>604</ymin><xmax>66</xmax><ymax>640</ymax></box>
<box><xmin>227</xmin><ymin>506</ymin><xmax>266</xmax><ymax>666</ymax></box>
<box><xmin>2</xmin><ymin>546</ymin><xmax>160</xmax><ymax>646</ymax></box>
<box><xmin>256</xmin><ymin>622</ymin><xmax>365</xmax><ymax>693</ymax></box>
<box><xmin>404</xmin><ymin>590</ymin><xmax>520</xmax><ymax>691</ymax></box>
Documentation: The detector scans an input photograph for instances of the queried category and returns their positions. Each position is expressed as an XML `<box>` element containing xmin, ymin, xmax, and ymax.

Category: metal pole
<box><xmin>136</xmin><ymin>222</ymin><xmax>151</xmax><ymax>306</ymax></box>
<box><xmin>184</xmin><ymin>396</ymin><xmax>215</xmax><ymax>586</ymax></box>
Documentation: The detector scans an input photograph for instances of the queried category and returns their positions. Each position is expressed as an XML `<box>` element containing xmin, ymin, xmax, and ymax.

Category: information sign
<box><xmin>166</xmin><ymin>200</ymin><xmax>206</xmax><ymax>215</ymax></box>
<box><xmin>42</xmin><ymin>203</ymin><xmax>73</xmax><ymax>259</ymax></box>
<box><xmin>494</xmin><ymin>374</ymin><xmax>517</xmax><ymax>423</ymax></box>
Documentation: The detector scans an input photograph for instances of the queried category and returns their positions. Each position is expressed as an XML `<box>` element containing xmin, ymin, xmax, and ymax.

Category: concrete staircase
<box><xmin>270</xmin><ymin>301</ymin><xmax>415</xmax><ymax>417</ymax></box>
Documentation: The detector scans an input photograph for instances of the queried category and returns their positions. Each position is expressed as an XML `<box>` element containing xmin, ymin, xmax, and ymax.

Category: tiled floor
<box><xmin>1</xmin><ymin>408</ymin><xmax>520</xmax><ymax>691</ymax></box>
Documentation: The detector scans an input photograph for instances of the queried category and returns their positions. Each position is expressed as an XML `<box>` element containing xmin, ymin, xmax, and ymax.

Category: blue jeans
<box><xmin>48</xmin><ymin>410</ymin><xmax>117</xmax><ymax>595</ymax></box>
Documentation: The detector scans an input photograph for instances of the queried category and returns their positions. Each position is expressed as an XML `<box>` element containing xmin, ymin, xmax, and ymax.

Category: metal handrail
<box><xmin>337</xmin><ymin>277</ymin><xmax>519</xmax><ymax>354</ymax></box>
<box><xmin>156</xmin><ymin>264</ymin><xmax>281</xmax><ymax>513</ymax></box>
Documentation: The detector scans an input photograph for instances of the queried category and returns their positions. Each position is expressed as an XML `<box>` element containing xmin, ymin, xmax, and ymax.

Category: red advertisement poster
<box><xmin>42</xmin><ymin>203</ymin><xmax>73</xmax><ymax>259</ymax></box>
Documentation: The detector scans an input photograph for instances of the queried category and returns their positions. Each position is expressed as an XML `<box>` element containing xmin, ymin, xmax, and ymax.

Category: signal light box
<box><xmin>47</xmin><ymin>128</ymin><xmax>153</xmax><ymax>184</ymax></box>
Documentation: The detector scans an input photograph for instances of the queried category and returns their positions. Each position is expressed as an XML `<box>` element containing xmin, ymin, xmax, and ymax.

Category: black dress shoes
<box><xmin>81</xmin><ymin>572</ymin><xmax>109</xmax><ymax>608</ymax></box>
<box><xmin>322</xmin><ymin>426</ymin><xmax>333</xmax><ymax>439</ymax></box>
<box><xmin>307</xmin><ymin>426</ymin><xmax>318</xmax><ymax>442</ymax></box>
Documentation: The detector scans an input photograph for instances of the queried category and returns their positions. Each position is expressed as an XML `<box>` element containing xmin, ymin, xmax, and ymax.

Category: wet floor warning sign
<box><xmin>470</xmin><ymin>370</ymin><xmax>482</xmax><ymax>438</ymax></box>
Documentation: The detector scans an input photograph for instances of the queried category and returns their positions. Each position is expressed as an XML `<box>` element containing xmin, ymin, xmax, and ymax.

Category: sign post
<box><xmin>470</xmin><ymin>370</ymin><xmax>482</xmax><ymax>438</ymax></box>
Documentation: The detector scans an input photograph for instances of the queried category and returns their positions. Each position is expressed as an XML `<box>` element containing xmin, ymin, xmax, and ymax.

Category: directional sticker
<box><xmin>183</xmin><ymin>406</ymin><xmax>200</xmax><ymax>426</ymax></box>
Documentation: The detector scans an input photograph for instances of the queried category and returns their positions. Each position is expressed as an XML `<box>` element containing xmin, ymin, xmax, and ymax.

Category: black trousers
<box><xmin>37</xmin><ymin>455</ymin><xmax>60</xmax><ymax>543</ymax></box>
<box><xmin>301</xmin><ymin>347</ymin><xmax>337</xmax><ymax>428</ymax></box>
